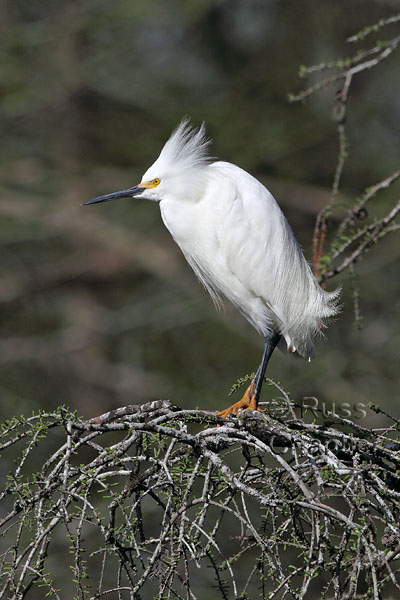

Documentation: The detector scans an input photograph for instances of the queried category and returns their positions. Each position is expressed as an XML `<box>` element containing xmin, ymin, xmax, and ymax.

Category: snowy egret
<box><xmin>83</xmin><ymin>120</ymin><xmax>339</xmax><ymax>417</ymax></box>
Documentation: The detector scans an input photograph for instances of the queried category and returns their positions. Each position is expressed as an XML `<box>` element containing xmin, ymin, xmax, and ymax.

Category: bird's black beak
<box><xmin>81</xmin><ymin>185</ymin><xmax>145</xmax><ymax>206</ymax></box>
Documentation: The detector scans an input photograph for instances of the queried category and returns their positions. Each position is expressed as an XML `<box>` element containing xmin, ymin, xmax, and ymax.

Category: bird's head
<box><xmin>82</xmin><ymin>119</ymin><xmax>212</xmax><ymax>207</ymax></box>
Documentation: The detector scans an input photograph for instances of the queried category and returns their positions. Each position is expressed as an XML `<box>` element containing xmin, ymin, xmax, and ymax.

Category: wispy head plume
<box><xmin>158</xmin><ymin>118</ymin><xmax>212</xmax><ymax>174</ymax></box>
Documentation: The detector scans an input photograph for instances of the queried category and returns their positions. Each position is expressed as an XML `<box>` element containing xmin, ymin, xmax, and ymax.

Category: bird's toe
<box><xmin>216</xmin><ymin>382</ymin><xmax>261</xmax><ymax>418</ymax></box>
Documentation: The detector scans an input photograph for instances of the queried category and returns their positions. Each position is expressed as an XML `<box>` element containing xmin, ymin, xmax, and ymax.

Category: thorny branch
<box><xmin>291</xmin><ymin>14</ymin><xmax>400</xmax><ymax>296</ymax></box>
<box><xmin>0</xmin><ymin>400</ymin><xmax>399</xmax><ymax>599</ymax></box>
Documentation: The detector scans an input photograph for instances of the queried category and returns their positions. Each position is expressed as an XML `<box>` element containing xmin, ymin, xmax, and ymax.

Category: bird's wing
<box><xmin>211</xmin><ymin>161</ymin><xmax>295</xmax><ymax>310</ymax></box>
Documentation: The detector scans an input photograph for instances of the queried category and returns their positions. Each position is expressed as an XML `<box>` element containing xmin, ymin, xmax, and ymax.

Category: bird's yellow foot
<box><xmin>216</xmin><ymin>382</ymin><xmax>261</xmax><ymax>418</ymax></box>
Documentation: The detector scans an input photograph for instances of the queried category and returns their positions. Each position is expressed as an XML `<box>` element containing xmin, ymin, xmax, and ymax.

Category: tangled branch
<box><xmin>0</xmin><ymin>400</ymin><xmax>399</xmax><ymax>599</ymax></box>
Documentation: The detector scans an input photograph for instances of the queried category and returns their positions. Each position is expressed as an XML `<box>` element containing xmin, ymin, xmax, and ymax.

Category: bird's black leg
<box><xmin>217</xmin><ymin>330</ymin><xmax>281</xmax><ymax>418</ymax></box>
<box><xmin>252</xmin><ymin>331</ymin><xmax>281</xmax><ymax>406</ymax></box>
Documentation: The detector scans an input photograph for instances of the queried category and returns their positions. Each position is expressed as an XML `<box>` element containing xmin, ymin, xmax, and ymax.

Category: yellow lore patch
<box><xmin>139</xmin><ymin>178</ymin><xmax>160</xmax><ymax>189</ymax></box>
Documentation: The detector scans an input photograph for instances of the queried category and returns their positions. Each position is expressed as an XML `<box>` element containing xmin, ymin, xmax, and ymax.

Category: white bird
<box><xmin>83</xmin><ymin>120</ymin><xmax>339</xmax><ymax>417</ymax></box>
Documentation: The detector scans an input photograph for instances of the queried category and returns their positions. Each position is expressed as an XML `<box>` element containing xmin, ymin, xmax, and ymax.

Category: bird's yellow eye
<box><xmin>153</xmin><ymin>178</ymin><xmax>160</xmax><ymax>186</ymax></box>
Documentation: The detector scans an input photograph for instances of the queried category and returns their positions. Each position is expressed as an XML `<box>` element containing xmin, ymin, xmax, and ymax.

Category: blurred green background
<box><xmin>1</xmin><ymin>0</ymin><xmax>399</xmax><ymax>424</ymax></box>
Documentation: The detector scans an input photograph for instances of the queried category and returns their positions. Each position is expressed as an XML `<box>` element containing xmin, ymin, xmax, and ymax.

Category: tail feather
<box><xmin>281</xmin><ymin>285</ymin><xmax>341</xmax><ymax>361</ymax></box>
